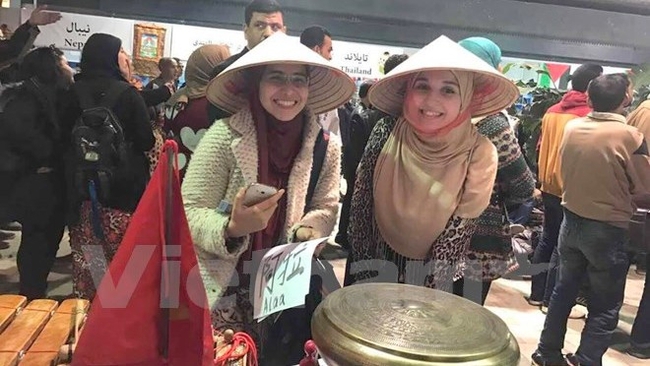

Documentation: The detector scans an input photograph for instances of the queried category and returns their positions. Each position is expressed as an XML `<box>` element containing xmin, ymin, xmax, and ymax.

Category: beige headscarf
<box><xmin>373</xmin><ymin>71</ymin><xmax>497</xmax><ymax>259</ymax></box>
<box><xmin>166</xmin><ymin>44</ymin><xmax>230</xmax><ymax>106</ymax></box>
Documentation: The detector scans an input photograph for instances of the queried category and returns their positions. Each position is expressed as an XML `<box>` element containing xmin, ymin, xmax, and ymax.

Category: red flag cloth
<box><xmin>546</xmin><ymin>63</ymin><xmax>571</xmax><ymax>84</ymax></box>
<box><xmin>73</xmin><ymin>140</ymin><xmax>214</xmax><ymax>366</ymax></box>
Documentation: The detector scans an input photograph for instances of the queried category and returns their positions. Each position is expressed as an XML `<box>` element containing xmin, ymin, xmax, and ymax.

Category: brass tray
<box><xmin>311</xmin><ymin>283</ymin><xmax>520</xmax><ymax>365</ymax></box>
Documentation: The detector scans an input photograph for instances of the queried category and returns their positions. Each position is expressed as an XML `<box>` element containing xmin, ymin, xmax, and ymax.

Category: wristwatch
<box><xmin>217</xmin><ymin>200</ymin><xmax>232</xmax><ymax>214</ymax></box>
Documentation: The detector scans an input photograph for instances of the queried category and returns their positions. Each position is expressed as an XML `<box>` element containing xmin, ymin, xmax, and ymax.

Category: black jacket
<box><xmin>343</xmin><ymin>106</ymin><xmax>386</xmax><ymax>180</ymax></box>
<box><xmin>0</xmin><ymin>22</ymin><xmax>39</xmax><ymax>70</ymax></box>
<box><xmin>0</xmin><ymin>80</ymin><xmax>62</xmax><ymax>170</ymax></box>
<box><xmin>140</xmin><ymin>86</ymin><xmax>171</xmax><ymax>107</ymax></box>
<box><xmin>0</xmin><ymin>80</ymin><xmax>66</xmax><ymax>222</ymax></box>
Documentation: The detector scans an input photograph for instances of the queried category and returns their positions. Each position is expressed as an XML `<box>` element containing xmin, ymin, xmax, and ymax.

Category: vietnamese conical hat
<box><xmin>206</xmin><ymin>32</ymin><xmax>355</xmax><ymax>115</ymax></box>
<box><xmin>369</xmin><ymin>35</ymin><xmax>519</xmax><ymax>118</ymax></box>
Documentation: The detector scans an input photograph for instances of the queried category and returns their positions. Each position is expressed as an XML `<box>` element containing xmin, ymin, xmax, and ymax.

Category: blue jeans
<box><xmin>530</xmin><ymin>193</ymin><xmax>564</xmax><ymax>301</ymax></box>
<box><xmin>631</xmin><ymin>252</ymin><xmax>650</xmax><ymax>349</ymax></box>
<box><xmin>508</xmin><ymin>198</ymin><xmax>535</xmax><ymax>225</ymax></box>
<box><xmin>537</xmin><ymin>209</ymin><xmax>630</xmax><ymax>366</ymax></box>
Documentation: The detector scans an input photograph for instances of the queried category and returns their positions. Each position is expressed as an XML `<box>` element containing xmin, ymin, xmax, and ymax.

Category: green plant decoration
<box><xmin>514</xmin><ymin>88</ymin><xmax>565</xmax><ymax>174</ymax></box>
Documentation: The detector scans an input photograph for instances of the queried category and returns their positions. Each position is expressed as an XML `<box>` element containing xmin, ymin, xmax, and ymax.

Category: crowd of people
<box><xmin>1</xmin><ymin>1</ymin><xmax>649</xmax><ymax>366</ymax></box>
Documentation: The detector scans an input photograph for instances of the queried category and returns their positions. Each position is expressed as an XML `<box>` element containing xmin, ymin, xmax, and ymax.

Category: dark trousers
<box><xmin>544</xmin><ymin>244</ymin><xmax>592</xmax><ymax>307</ymax></box>
<box><xmin>631</xmin><ymin>252</ymin><xmax>650</xmax><ymax>349</ymax></box>
<box><xmin>537</xmin><ymin>209</ymin><xmax>629</xmax><ymax>366</ymax></box>
<box><xmin>335</xmin><ymin>177</ymin><xmax>353</xmax><ymax>251</ymax></box>
<box><xmin>530</xmin><ymin>192</ymin><xmax>563</xmax><ymax>301</ymax></box>
<box><xmin>12</xmin><ymin>172</ymin><xmax>66</xmax><ymax>299</ymax></box>
<box><xmin>453</xmin><ymin>278</ymin><xmax>492</xmax><ymax>306</ymax></box>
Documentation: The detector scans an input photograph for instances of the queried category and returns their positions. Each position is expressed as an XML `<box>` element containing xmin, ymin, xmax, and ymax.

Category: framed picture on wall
<box><xmin>132</xmin><ymin>23</ymin><xmax>166</xmax><ymax>77</ymax></box>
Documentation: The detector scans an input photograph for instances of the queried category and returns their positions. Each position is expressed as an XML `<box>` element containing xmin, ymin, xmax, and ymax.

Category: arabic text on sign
<box><xmin>65</xmin><ymin>22</ymin><xmax>91</xmax><ymax>36</ymax></box>
<box><xmin>344</xmin><ymin>53</ymin><xmax>370</xmax><ymax>63</ymax></box>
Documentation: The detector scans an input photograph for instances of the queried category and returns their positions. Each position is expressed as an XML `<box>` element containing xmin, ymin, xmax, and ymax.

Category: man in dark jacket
<box><xmin>208</xmin><ymin>0</ymin><xmax>285</xmax><ymax>121</ymax></box>
<box><xmin>0</xmin><ymin>5</ymin><xmax>61</xmax><ymax>72</ymax></box>
<box><xmin>0</xmin><ymin>46</ymin><xmax>74</xmax><ymax>299</ymax></box>
<box><xmin>0</xmin><ymin>6</ymin><xmax>62</xmax><ymax>235</ymax></box>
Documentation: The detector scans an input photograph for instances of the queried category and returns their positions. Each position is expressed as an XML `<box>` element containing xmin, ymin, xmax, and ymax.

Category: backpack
<box><xmin>70</xmin><ymin>81</ymin><xmax>131</xmax><ymax>205</ymax></box>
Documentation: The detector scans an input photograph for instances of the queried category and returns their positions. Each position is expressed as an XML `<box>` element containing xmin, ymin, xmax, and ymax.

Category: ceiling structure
<box><xmin>30</xmin><ymin>0</ymin><xmax>650</xmax><ymax>66</ymax></box>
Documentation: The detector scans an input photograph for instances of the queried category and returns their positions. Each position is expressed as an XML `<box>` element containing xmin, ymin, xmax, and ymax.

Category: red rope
<box><xmin>214</xmin><ymin>332</ymin><xmax>258</xmax><ymax>366</ymax></box>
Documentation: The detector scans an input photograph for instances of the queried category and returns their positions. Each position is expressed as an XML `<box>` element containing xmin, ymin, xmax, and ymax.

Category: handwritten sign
<box><xmin>253</xmin><ymin>238</ymin><xmax>328</xmax><ymax>320</ymax></box>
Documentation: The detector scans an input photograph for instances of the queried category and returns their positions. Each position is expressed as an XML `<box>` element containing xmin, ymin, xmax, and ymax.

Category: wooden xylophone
<box><xmin>0</xmin><ymin>295</ymin><xmax>89</xmax><ymax>366</ymax></box>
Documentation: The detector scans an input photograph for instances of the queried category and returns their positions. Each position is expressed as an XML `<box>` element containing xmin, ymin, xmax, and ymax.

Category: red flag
<box><xmin>546</xmin><ymin>63</ymin><xmax>571</xmax><ymax>84</ymax></box>
<box><xmin>73</xmin><ymin>141</ymin><xmax>214</xmax><ymax>366</ymax></box>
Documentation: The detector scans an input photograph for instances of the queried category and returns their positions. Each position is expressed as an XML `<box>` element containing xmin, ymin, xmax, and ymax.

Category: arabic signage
<box><xmin>18</xmin><ymin>7</ymin><xmax>406</xmax><ymax>80</ymax></box>
<box><xmin>332</xmin><ymin>40</ymin><xmax>404</xmax><ymax>79</ymax></box>
<box><xmin>23</xmin><ymin>10</ymin><xmax>134</xmax><ymax>52</ymax></box>
<box><xmin>253</xmin><ymin>238</ymin><xmax>327</xmax><ymax>320</ymax></box>
<box><xmin>170</xmin><ymin>24</ymin><xmax>247</xmax><ymax>61</ymax></box>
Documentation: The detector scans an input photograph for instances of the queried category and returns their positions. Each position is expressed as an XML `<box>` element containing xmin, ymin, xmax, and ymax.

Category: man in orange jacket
<box><xmin>528</xmin><ymin>64</ymin><xmax>603</xmax><ymax>311</ymax></box>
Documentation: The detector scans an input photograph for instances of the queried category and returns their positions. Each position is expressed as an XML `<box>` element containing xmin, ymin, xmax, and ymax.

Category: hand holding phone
<box><xmin>226</xmin><ymin>185</ymin><xmax>285</xmax><ymax>238</ymax></box>
<box><xmin>242</xmin><ymin>183</ymin><xmax>279</xmax><ymax>207</ymax></box>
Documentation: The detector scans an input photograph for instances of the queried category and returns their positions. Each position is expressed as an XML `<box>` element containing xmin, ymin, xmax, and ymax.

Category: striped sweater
<box><xmin>464</xmin><ymin>112</ymin><xmax>536</xmax><ymax>281</ymax></box>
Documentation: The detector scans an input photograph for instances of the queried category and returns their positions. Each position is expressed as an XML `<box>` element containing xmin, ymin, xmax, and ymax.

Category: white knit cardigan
<box><xmin>181</xmin><ymin>107</ymin><xmax>341</xmax><ymax>310</ymax></box>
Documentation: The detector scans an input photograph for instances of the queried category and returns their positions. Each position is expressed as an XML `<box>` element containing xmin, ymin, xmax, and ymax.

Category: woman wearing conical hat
<box><xmin>343</xmin><ymin>35</ymin><xmax>520</xmax><ymax>292</ymax></box>
<box><xmin>182</xmin><ymin>32</ymin><xmax>354</xmax><ymax>356</ymax></box>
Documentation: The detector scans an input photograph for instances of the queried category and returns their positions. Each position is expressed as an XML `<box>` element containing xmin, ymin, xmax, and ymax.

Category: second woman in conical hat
<box><xmin>344</xmin><ymin>35</ymin><xmax>519</xmax><ymax>291</ymax></box>
<box><xmin>181</xmin><ymin>32</ymin><xmax>355</xmax><ymax>356</ymax></box>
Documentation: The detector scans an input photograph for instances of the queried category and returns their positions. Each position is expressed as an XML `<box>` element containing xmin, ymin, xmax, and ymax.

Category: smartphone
<box><xmin>243</xmin><ymin>183</ymin><xmax>278</xmax><ymax>207</ymax></box>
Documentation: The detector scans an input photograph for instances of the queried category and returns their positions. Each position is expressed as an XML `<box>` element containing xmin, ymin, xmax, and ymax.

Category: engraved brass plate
<box><xmin>312</xmin><ymin>283</ymin><xmax>520</xmax><ymax>365</ymax></box>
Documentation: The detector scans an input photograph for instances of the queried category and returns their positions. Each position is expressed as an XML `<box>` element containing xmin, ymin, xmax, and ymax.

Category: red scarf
<box><xmin>247</xmin><ymin>90</ymin><xmax>304</xmax><ymax>258</ymax></box>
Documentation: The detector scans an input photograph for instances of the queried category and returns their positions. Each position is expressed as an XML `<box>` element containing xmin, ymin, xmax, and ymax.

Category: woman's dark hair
<box><xmin>384</xmin><ymin>54</ymin><xmax>409</xmax><ymax>74</ymax></box>
<box><xmin>587</xmin><ymin>73</ymin><xmax>630</xmax><ymax>112</ymax></box>
<box><xmin>19</xmin><ymin>46</ymin><xmax>64</xmax><ymax>85</ymax></box>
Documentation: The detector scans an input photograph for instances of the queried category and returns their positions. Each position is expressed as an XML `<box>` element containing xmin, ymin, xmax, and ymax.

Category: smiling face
<box><xmin>402</xmin><ymin>70</ymin><xmax>462</xmax><ymax>134</ymax></box>
<box><xmin>258</xmin><ymin>64</ymin><xmax>309</xmax><ymax>121</ymax></box>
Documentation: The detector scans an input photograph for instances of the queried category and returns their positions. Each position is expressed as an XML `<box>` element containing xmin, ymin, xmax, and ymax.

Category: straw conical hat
<box><xmin>369</xmin><ymin>35</ymin><xmax>519</xmax><ymax>117</ymax></box>
<box><xmin>206</xmin><ymin>32</ymin><xmax>355</xmax><ymax>115</ymax></box>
